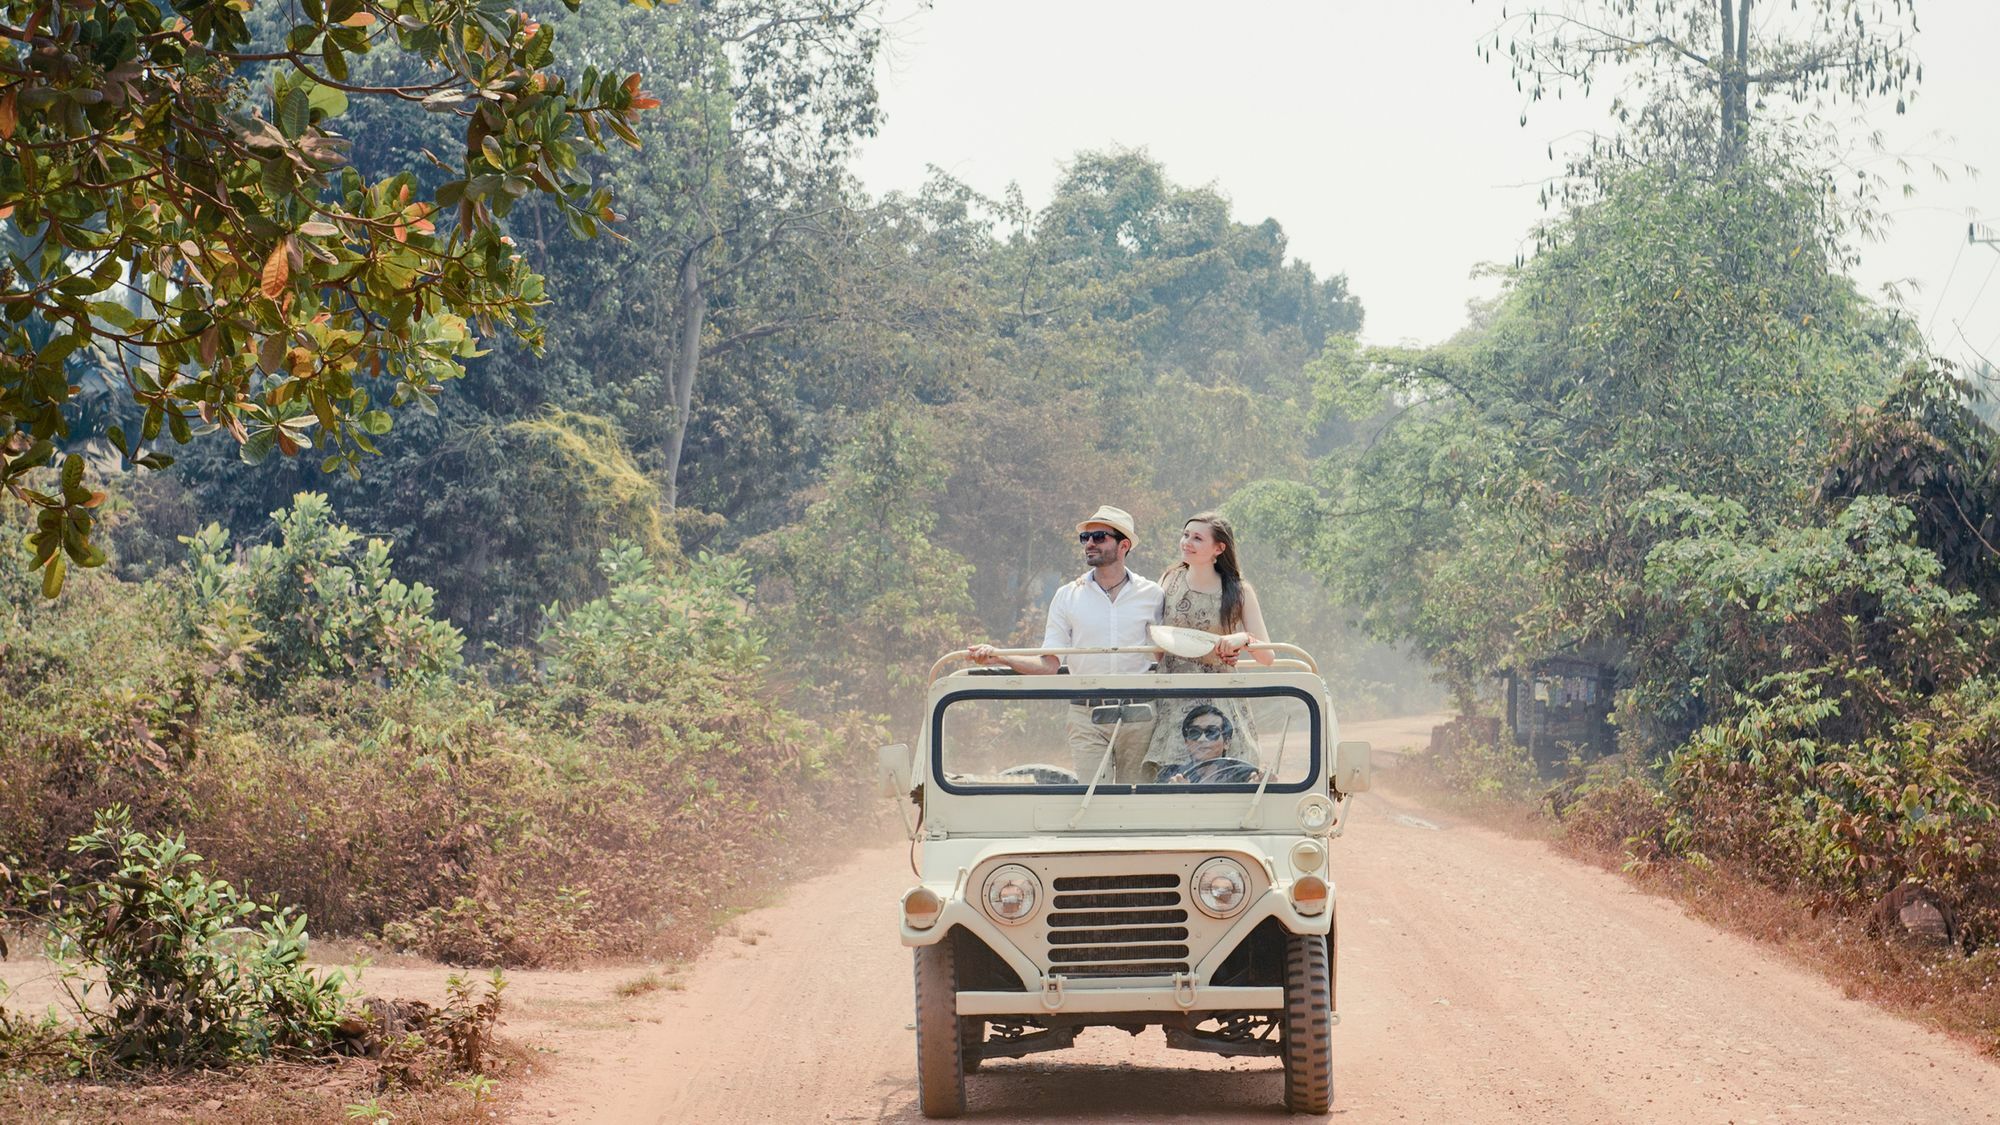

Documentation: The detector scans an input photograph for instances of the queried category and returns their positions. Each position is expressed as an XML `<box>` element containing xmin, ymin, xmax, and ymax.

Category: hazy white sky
<box><xmin>851</xmin><ymin>2</ymin><xmax>2000</xmax><ymax>367</ymax></box>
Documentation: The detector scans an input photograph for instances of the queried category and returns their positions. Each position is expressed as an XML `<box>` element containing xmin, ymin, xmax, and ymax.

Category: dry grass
<box><xmin>0</xmin><ymin>1059</ymin><xmax>492</xmax><ymax>1124</ymax></box>
<box><xmin>613</xmin><ymin>972</ymin><xmax>664</xmax><ymax>998</ymax></box>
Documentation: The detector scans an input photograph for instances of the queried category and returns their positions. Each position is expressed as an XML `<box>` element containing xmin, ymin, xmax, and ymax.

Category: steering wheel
<box><xmin>1171</xmin><ymin>757</ymin><xmax>1262</xmax><ymax>784</ymax></box>
<box><xmin>998</xmin><ymin>763</ymin><xmax>1081</xmax><ymax>785</ymax></box>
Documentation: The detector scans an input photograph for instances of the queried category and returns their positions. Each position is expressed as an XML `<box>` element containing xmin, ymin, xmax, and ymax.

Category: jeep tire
<box><xmin>914</xmin><ymin>942</ymin><xmax>965</xmax><ymax>1117</ymax></box>
<box><xmin>959</xmin><ymin>1016</ymin><xmax>984</xmax><ymax>1072</ymax></box>
<box><xmin>1281</xmin><ymin>931</ymin><xmax>1333</xmax><ymax>1114</ymax></box>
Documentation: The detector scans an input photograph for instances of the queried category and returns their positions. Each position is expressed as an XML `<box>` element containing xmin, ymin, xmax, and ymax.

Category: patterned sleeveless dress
<box><xmin>1145</xmin><ymin>568</ymin><xmax>1259</xmax><ymax>777</ymax></box>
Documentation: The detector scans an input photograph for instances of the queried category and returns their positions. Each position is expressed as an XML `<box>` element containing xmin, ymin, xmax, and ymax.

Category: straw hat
<box><xmin>1075</xmin><ymin>505</ymin><xmax>1137</xmax><ymax>541</ymax></box>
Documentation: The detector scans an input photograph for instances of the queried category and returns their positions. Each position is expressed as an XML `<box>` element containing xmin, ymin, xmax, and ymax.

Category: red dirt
<box><xmin>505</xmin><ymin>714</ymin><xmax>2000</xmax><ymax>1122</ymax></box>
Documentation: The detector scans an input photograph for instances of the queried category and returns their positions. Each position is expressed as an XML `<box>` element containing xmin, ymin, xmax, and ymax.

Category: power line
<box><xmin>1927</xmin><ymin>237</ymin><xmax>1968</xmax><ymax>338</ymax></box>
<box><xmin>1953</xmin><ymin>255</ymin><xmax>2000</xmax><ymax>350</ymax></box>
<box><xmin>1960</xmin><ymin>220</ymin><xmax>2000</xmax><ymax>363</ymax></box>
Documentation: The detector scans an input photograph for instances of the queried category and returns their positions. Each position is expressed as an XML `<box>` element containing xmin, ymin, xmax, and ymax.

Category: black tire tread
<box><xmin>959</xmin><ymin>1016</ymin><xmax>984</xmax><ymax>1072</ymax></box>
<box><xmin>1281</xmin><ymin>931</ymin><xmax>1334</xmax><ymax>1114</ymax></box>
<box><xmin>914</xmin><ymin>942</ymin><xmax>966</xmax><ymax>1118</ymax></box>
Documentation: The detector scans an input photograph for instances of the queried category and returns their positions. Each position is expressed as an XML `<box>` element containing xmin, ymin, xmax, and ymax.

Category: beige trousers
<box><xmin>1066</xmin><ymin>706</ymin><xmax>1157</xmax><ymax>784</ymax></box>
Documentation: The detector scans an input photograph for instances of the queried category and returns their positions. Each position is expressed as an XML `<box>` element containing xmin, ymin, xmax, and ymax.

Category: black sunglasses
<box><xmin>1186</xmin><ymin>723</ymin><xmax>1231</xmax><ymax>742</ymax></box>
<box><xmin>1077</xmin><ymin>530</ymin><xmax>1124</xmax><ymax>544</ymax></box>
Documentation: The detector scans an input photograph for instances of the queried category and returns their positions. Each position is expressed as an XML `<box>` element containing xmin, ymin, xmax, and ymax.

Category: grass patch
<box><xmin>614</xmin><ymin>972</ymin><xmax>664</xmax><ymax>998</ymax></box>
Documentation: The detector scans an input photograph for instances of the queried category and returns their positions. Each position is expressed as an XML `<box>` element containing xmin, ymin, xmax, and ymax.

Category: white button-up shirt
<box><xmin>1042</xmin><ymin>570</ymin><xmax>1165</xmax><ymax>675</ymax></box>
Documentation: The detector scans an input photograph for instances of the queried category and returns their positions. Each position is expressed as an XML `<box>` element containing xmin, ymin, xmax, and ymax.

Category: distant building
<box><xmin>1504</xmin><ymin>655</ymin><xmax>1615</xmax><ymax>775</ymax></box>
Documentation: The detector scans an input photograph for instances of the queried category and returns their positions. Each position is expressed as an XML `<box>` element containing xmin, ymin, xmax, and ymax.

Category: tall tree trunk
<box><xmin>661</xmin><ymin>251</ymin><xmax>708</xmax><ymax>512</ymax></box>
<box><xmin>1717</xmin><ymin>0</ymin><xmax>1752</xmax><ymax>171</ymax></box>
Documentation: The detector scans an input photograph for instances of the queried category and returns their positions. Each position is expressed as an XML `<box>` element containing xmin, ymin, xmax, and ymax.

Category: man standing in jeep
<box><xmin>967</xmin><ymin>504</ymin><xmax>1164</xmax><ymax>780</ymax></box>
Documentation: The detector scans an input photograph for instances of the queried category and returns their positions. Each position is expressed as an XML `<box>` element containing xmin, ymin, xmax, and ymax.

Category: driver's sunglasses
<box><xmin>1077</xmin><ymin>530</ymin><xmax>1124</xmax><ymax>544</ymax></box>
<box><xmin>1187</xmin><ymin>724</ymin><xmax>1230</xmax><ymax>742</ymax></box>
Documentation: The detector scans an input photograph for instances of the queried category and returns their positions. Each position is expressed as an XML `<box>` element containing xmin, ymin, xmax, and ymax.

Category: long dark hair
<box><xmin>1165</xmin><ymin>511</ymin><xmax>1247</xmax><ymax>631</ymax></box>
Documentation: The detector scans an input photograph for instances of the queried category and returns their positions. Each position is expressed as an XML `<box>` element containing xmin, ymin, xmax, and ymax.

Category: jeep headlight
<box><xmin>982</xmin><ymin>865</ymin><xmax>1041</xmax><ymax>925</ymax></box>
<box><xmin>1297</xmin><ymin>793</ymin><xmax>1335</xmax><ymax>833</ymax></box>
<box><xmin>1191</xmin><ymin>857</ymin><xmax>1251</xmax><ymax>919</ymax></box>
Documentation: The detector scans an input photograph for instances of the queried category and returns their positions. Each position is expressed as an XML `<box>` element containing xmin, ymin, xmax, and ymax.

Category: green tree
<box><xmin>1</xmin><ymin>0</ymin><xmax>658</xmax><ymax>592</ymax></box>
<box><xmin>747</xmin><ymin>406</ymin><xmax>975</xmax><ymax>715</ymax></box>
<box><xmin>150</xmin><ymin>0</ymin><xmax>884</xmax><ymax>642</ymax></box>
<box><xmin>904</xmin><ymin>152</ymin><xmax>1364</xmax><ymax>636</ymax></box>
<box><xmin>483</xmin><ymin>0</ymin><xmax>882</xmax><ymax>512</ymax></box>
<box><xmin>167</xmin><ymin>407</ymin><xmax>669</xmax><ymax>644</ymax></box>
<box><xmin>1306</xmin><ymin>158</ymin><xmax>1910</xmax><ymax>699</ymax></box>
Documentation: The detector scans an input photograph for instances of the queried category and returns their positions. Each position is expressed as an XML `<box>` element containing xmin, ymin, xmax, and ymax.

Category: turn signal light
<box><xmin>902</xmin><ymin>886</ymin><xmax>944</xmax><ymax>930</ymax></box>
<box><xmin>1289</xmin><ymin>875</ymin><xmax>1329</xmax><ymax>916</ymax></box>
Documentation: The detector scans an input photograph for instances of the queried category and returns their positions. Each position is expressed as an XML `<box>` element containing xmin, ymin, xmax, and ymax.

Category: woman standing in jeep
<box><xmin>1157</xmin><ymin>512</ymin><xmax>1271</xmax><ymax>672</ymax></box>
<box><xmin>1144</xmin><ymin>512</ymin><xmax>1273</xmax><ymax>778</ymax></box>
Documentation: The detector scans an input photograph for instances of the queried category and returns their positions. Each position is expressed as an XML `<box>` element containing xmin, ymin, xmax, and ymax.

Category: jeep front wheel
<box><xmin>959</xmin><ymin>1016</ymin><xmax>984</xmax><ymax>1072</ymax></box>
<box><xmin>1281</xmin><ymin>931</ymin><xmax>1333</xmax><ymax>1114</ymax></box>
<box><xmin>913</xmin><ymin>942</ymin><xmax>966</xmax><ymax>1117</ymax></box>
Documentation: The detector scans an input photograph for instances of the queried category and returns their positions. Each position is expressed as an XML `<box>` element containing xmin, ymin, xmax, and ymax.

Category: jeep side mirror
<box><xmin>877</xmin><ymin>743</ymin><xmax>913</xmax><ymax>800</ymax></box>
<box><xmin>1335</xmin><ymin>740</ymin><xmax>1372</xmax><ymax>794</ymax></box>
<box><xmin>1090</xmin><ymin>702</ymin><xmax>1157</xmax><ymax>726</ymax></box>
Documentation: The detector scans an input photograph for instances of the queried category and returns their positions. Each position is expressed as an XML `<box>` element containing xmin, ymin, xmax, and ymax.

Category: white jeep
<box><xmin>879</xmin><ymin>641</ymin><xmax>1371</xmax><ymax>1117</ymax></box>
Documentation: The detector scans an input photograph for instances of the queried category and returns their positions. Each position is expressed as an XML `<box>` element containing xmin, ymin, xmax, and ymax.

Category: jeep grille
<box><xmin>1046</xmin><ymin>873</ymin><xmax>1191</xmax><ymax>977</ymax></box>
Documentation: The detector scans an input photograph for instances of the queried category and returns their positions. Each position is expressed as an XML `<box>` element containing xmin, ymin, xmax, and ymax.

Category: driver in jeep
<box><xmin>1155</xmin><ymin>703</ymin><xmax>1262</xmax><ymax>784</ymax></box>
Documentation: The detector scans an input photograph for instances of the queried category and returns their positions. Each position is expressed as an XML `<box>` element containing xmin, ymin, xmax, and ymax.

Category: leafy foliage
<box><xmin>180</xmin><ymin>491</ymin><xmax>463</xmax><ymax>693</ymax></box>
<box><xmin>1820</xmin><ymin>363</ymin><xmax>2000</xmax><ymax>609</ymax></box>
<box><xmin>1</xmin><ymin>0</ymin><xmax>660</xmax><ymax>591</ymax></box>
<box><xmin>44</xmin><ymin>806</ymin><xmax>352</xmax><ymax>1068</ymax></box>
<box><xmin>539</xmin><ymin>540</ymin><xmax>763</xmax><ymax>697</ymax></box>
<box><xmin>1303</xmin><ymin>157</ymin><xmax>1907</xmax><ymax>697</ymax></box>
<box><xmin>1</xmin><ymin>505</ymin><xmax>878</xmax><ymax>968</ymax></box>
<box><xmin>1664</xmin><ymin>675</ymin><xmax>2000</xmax><ymax>931</ymax></box>
<box><xmin>1634</xmin><ymin>491</ymin><xmax>1977</xmax><ymax>736</ymax></box>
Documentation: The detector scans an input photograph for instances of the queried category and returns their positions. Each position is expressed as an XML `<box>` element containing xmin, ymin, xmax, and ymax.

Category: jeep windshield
<box><xmin>933</xmin><ymin>685</ymin><xmax>1318</xmax><ymax>794</ymax></box>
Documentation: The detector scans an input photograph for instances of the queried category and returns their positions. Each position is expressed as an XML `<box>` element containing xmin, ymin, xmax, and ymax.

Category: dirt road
<box><xmin>401</xmin><ymin>715</ymin><xmax>1999</xmax><ymax>1122</ymax></box>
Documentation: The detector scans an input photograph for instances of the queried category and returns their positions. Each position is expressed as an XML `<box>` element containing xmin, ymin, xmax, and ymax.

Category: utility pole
<box><xmin>1969</xmin><ymin>222</ymin><xmax>2000</xmax><ymax>367</ymax></box>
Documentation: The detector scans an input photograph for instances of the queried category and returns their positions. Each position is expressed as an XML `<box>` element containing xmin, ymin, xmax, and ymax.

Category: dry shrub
<box><xmin>0</xmin><ymin>1004</ymin><xmax>84</xmax><ymax>1078</ymax></box>
<box><xmin>2</xmin><ymin>518</ymin><xmax>891</xmax><ymax>971</ymax></box>
<box><xmin>174</xmin><ymin>679</ymin><xmax>887</xmax><ymax>967</ymax></box>
<box><xmin>1556</xmin><ymin>775</ymin><xmax>1670</xmax><ymax>862</ymax></box>
<box><xmin>1545</xmin><ymin>752</ymin><xmax>1671</xmax><ymax>864</ymax></box>
<box><xmin>1412</xmin><ymin>715</ymin><xmax>1541</xmax><ymax>803</ymax></box>
<box><xmin>336</xmin><ymin>973</ymin><xmax>505</xmax><ymax>1090</ymax></box>
<box><xmin>614</xmin><ymin>972</ymin><xmax>665</xmax><ymax>998</ymax></box>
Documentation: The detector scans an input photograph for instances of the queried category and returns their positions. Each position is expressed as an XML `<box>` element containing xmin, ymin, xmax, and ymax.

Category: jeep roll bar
<box><xmin>927</xmin><ymin>642</ymin><xmax>1318</xmax><ymax>684</ymax></box>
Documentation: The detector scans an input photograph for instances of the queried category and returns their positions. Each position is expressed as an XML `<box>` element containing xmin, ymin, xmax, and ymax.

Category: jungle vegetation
<box><xmin>3</xmin><ymin>0</ymin><xmax>1997</xmax><ymax>1072</ymax></box>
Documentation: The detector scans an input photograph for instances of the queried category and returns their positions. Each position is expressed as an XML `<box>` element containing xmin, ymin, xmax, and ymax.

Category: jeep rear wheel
<box><xmin>913</xmin><ymin>942</ymin><xmax>965</xmax><ymax>1117</ymax></box>
<box><xmin>1281</xmin><ymin>931</ymin><xmax>1333</xmax><ymax>1114</ymax></box>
